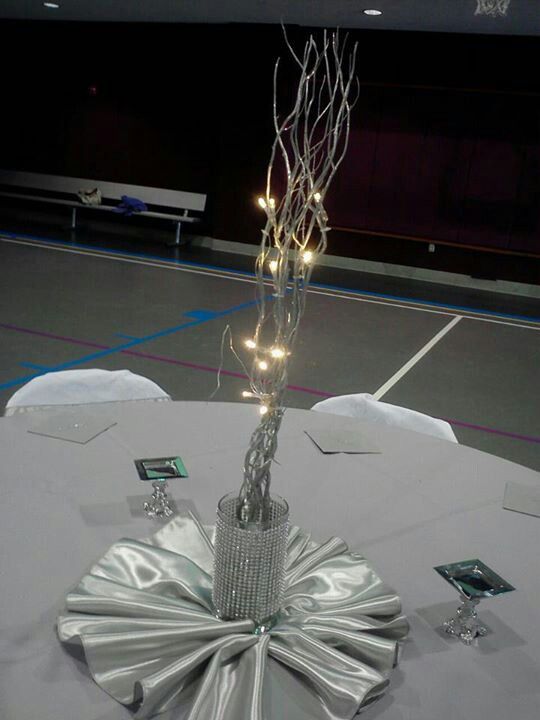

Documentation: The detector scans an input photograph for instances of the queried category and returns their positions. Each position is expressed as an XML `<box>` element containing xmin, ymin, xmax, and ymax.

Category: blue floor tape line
<box><xmin>184</xmin><ymin>310</ymin><xmax>221</xmax><ymax>320</ymax></box>
<box><xmin>0</xmin><ymin>294</ymin><xmax>262</xmax><ymax>392</ymax></box>
<box><xmin>20</xmin><ymin>362</ymin><xmax>50</xmax><ymax>371</ymax></box>
<box><xmin>1</xmin><ymin>229</ymin><xmax>539</xmax><ymax>324</ymax></box>
<box><xmin>1</xmin><ymin>371</ymin><xmax>46</xmax><ymax>391</ymax></box>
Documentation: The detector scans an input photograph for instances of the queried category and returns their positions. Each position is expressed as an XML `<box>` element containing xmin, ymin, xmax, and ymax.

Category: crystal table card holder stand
<box><xmin>144</xmin><ymin>481</ymin><xmax>174</xmax><ymax>519</ymax></box>
<box><xmin>212</xmin><ymin>492</ymin><xmax>289</xmax><ymax>631</ymax></box>
<box><xmin>434</xmin><ymin>559</ymin><xmax>515</xmax><ymax>645</ymax></box>
<box><xmin>134</xmin><ymin>457</ymin><xmax>188</xmax><ymax>520</ymax></box>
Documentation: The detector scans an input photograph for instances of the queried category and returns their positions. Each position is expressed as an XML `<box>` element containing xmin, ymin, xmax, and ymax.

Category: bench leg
<box><xmin>175</xmin><ymin>221</ymin><xmax>181</xmax><ymax>246</ymax></box>
<box><xmin>71</xmin><ymin>207</ymin><xmax>77</xmax><ymax>230</ymax></box>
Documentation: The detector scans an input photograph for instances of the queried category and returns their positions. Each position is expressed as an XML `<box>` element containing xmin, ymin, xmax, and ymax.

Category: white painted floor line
<box><xmin>373</xmin><ymin>315</ymin><xmax>463</xmax><ymax>400</ymax></box>
<box><xmin>2</xmin><ymin>235</ymin><xmax>539</xmax><ymax>331</ymax></box>
<box><xmin>307</xmin><ymin>287</ymin><xmax>456</xmax><ymax>318</ymax></box>
<box><xmin>308</xmin><ymin>287</ymin><xmax>540</xmax><ymax>331</ymax></box>
<box><xmin>307</xmin><ymin>286</ymin><xmax>540</xmax><ymax>331</ymax></box>
<box><xmin>458</xmin><ymin>315</ymin><xmax>540</xmax><ymax>332</ymax></box>
<box><xmin>0</xmin><ymin>236</ymin><xmax>257</xmax><ymax>285</ymax></box>
<box><xmin>2</xmin><ymin>237</ymin><xmax>450</xmax><ymax>318</ymax></box>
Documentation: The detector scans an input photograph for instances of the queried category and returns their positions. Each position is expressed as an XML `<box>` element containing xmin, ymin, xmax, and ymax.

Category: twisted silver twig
<box><xmin>237</xmin><ymin>30</ymin><xmax>358</xmax><ymax>524</ymax></box>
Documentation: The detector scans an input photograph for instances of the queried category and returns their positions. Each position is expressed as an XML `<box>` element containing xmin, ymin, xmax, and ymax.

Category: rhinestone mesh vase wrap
<box><xmin>212</xmin><ymin>493</ymin><xmax>289</xmax><ymax>626</ymax></box>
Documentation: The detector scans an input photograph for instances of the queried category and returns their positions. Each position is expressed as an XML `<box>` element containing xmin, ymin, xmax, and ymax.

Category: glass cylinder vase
<box><xmin>212</xmin><ymin>492</ymin><xmax>289</xmax><ymax>627</ymax></box>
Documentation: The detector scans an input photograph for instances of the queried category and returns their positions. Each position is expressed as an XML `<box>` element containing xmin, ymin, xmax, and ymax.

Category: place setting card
<box><xmin>26</xmin><ymin>407</ymin><xmax>117</xmax><ymax>444</ymax></box>
<box><xmin>305</xmin><ymin>425</ymin><xmax>380</xmax><ymax>454</ymax></box>
<box><xmin>503</xmin><ymin>481</ymin><xmax>540</xmax><ymax>519</ymax></box>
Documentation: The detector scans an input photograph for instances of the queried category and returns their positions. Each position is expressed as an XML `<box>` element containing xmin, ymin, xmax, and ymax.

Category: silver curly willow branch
<box><xmin>475</xmin><ymin>0</ymin><xmax>511</xmax><ymax>17</ymax></box>
<box><xmin>237</xmin><ymin>30</ymin><xmax>358</xmax><ymax>524</ymax></box>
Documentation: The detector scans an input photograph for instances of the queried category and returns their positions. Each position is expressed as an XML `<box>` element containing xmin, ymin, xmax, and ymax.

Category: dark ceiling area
<box><xmin>1</xmin><ymin>0</ymin><xmax>539</xmax><ymax>36</ymax></box>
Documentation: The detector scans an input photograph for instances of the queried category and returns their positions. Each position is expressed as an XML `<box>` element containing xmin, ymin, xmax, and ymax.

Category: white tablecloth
<box><xmin>1</xmin><ymin>401</ymin><xmax>539</xmax><ymax>720</ymax></box>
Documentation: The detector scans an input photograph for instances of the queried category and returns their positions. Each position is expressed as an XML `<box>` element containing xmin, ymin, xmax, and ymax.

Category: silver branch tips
<box><xmin>475</xmin><ymin>0</ymin><xmax>511</xmax><ymax>17</ymax></box>
<box><xmin>238</xmin><ymin>31</ymin><xmax>358</xmax><ymax>524</ymax></box>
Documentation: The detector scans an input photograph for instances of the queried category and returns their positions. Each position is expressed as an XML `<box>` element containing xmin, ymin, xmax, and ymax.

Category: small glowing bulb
<box><xmin>268</xmin><ymin>197</ymin><xmax>276</xmax><ymax>209</ymax></box>
<box><xmin>245</xmin><ymin>339</ymin><xmax>256</xmax><ymax>349</ymax></box>
<box><xmin>257</xmin><ymin>197</ymin><xmax>267</xmax><ymax>209</ymax></box>
<box><xmin>313</xmin><ymin>192</ymin><xmax>321</xmax><ymax>202</ymax></box>
<box><xmin>242</xmin><ymin>390</ymin><xmax>253</xmax><ymax>398</ymax></box>
<box><xmin>270</xmin><ymin>347</ymin><xmax>285</xmax><ymax>359</ymax></box>
<box><xmin>269</xmin><ymin>260</ymin><xmax>278</xmax><ymax>272</ymax></box>
<box><xmin>303</xmin><ymin>250</ymin><xmax>314</xmax><ymax>263</ymax></box>
<box><xmin>258</xmin><ymin>360</ymin><xmax>268</xmax><ymax>371</ymax></box>
<box><xmin>259</xmin><ymin>405</ymin><xmax>269</xmax><ymax>415</ymax></box>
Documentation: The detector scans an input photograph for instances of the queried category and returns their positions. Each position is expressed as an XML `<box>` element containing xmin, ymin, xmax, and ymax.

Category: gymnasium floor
<box><xmin>0</xmin><ymin>220</ymin><xmax>539</xmax><ymax>472</ymax></box>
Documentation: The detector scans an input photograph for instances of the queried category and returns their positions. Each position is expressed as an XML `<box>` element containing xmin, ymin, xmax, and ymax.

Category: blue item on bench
<box><xmin>0</xmin><ymin>169</ymin><xmax>207</xmax><ymax>245</ymax></box>
<box><xmin>113</xmin><ymin>196</ymin><xmax>148</xmax><ymax>216</ymax></box>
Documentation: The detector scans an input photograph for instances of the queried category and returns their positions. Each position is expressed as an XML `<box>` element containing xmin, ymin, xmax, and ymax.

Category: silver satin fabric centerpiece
<box><xmin>57</xmin><ymin>513</ymin><xmax>408</xmax><ymax>719</ymax></box>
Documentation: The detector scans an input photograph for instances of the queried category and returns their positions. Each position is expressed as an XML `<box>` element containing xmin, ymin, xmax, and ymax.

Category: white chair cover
<box><xmin>311</xmin><ymin>393</ymin><xmax>458</xmax><ymax>443</ymax></box>
<box><xmin>4</xmin><ymin>369</ymin><xmax>171</xmax><ymax>416</ymax></box>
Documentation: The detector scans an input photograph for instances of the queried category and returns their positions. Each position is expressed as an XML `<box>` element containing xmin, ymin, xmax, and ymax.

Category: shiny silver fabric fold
<box><xmin>57</xmin><ymin>513</ymin><xmax>408</xmax><ymax>719</ymax></box>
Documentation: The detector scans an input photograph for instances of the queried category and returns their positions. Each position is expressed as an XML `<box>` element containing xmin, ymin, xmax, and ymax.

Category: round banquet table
<box><xmin>1</xmin><ymin>400</ymin><xmax>539</xmax><ymax>720</ymax></box>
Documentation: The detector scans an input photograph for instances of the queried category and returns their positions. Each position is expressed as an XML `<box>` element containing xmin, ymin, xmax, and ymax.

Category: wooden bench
<box><xmin>0</xmin><ymin>169</ymin><xmax>206</xmax><ymax>245</ymax></box>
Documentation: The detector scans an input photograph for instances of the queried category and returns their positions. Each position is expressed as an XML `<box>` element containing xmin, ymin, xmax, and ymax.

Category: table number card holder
<box><xmin>135</xmin><ymin>456</ymin><xmax>188</xmax><ymax>519</ymax></box>
<box><xmin>434</xmin><ymin>559</ymin><xmax>515</xmax><ymax>645</ymax></box>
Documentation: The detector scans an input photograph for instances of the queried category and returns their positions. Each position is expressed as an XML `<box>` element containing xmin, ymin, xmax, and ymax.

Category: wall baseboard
<box><xmin>189</xmin><ymin>235</ymin><xmax>540</xmax><ymax>300</ymax></box>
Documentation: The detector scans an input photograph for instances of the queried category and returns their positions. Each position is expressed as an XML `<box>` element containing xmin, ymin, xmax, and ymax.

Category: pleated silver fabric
<box><xmin>57</xmin><ymin>513</ymin><xmax>408</xmax><ymax>719</ymax></box>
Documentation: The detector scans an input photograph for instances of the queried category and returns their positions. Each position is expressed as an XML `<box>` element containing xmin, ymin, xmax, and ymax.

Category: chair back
<box><xmin>312</xmin><ymin>393</ymin><xmax>458</xmax><ymax>443</ymax></box>
<box><xmin>4</xmin><ymin>369</ymin><xmax>171</xmax><ymax>416</ymax></box>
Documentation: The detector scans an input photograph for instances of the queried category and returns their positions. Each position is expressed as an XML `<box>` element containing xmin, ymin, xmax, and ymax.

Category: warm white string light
<box><xmin>258</xmin><ymin>196</ymin><xmax>277</xmax><ymax>210</ymax></box>
<box><xmin>245</xmin><ymin>341</ymin><xmax>288</xmax><ymax>361</ymax></box>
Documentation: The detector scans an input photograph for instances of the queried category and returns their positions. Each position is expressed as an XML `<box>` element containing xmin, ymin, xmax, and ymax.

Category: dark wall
<box><xmin>0</xmin><ymin>21</ymin><xmax>539</xmax><ymax>281</ymax></box>
<box><xmin>328</xmin><ymin>85</ymin><xmax>540</xmax><ymax>255</ymax></box>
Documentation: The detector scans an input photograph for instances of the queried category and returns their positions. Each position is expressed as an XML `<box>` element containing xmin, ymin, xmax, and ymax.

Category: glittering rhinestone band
<box><xmin>212</xmin><ymin>493</ymin><xmax>289</xmax><ymax>626</ymax></box>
